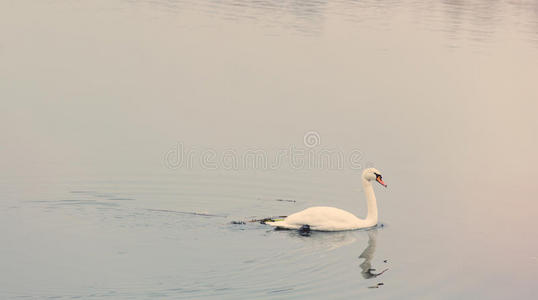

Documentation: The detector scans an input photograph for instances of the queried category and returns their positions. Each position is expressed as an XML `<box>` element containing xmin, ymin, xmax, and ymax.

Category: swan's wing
<box><xmin>282</xmin><ymin>207</ymin><xmax>363</xmax><ymax>231</ymax></box>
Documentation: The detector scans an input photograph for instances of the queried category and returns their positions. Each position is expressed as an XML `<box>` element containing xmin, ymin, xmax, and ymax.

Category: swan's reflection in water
<box><xmin>284</xmin><ymin>226</ymin><xmax>387</xmax><ymax>282</ymax></box>
<box><xmin>358</xmin><ymin>229</ymin><xmax>388</xmax><ymax>280</ymax></box>
<box><xmin>284</xmin><ymin>228</ymin><xmax>358</xmax><ymax>251</ymax></box>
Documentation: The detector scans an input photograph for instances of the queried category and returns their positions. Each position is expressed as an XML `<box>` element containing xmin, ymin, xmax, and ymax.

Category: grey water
<box><xmin>1</xmin><ymin>0</ymin><xmax>537</xmax><ymax>299</ymax></box>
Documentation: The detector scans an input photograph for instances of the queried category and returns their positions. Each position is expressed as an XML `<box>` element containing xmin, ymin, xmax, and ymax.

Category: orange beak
<box><xmin>376</xmin><ymin>177</ymin><xmax>387</xmax><ymax>187</ymax></box>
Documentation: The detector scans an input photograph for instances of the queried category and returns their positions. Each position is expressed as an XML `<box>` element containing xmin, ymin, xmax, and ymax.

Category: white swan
<box><xmin>267</xmin><ymin>168</ymin><xmax>387</xmax><ymax>231</ymax></box>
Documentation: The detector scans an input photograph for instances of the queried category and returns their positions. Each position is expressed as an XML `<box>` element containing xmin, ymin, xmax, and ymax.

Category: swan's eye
<box><xmin>374</xmin><ymin>173</ymin><xmax>387</xmax><ymax>187</ymax></box>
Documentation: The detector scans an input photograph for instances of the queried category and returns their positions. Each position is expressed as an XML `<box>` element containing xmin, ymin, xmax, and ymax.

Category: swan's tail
<box><xmin>250</xmin><ymin>216</ymin><xmax>299</xmax><ymax>229</ymax></box>
<box><xmin>265</xmin><ymin>220</ymin><xmax>303</xmax><ymax>230</ymax></box>
<box><xmin>230</xmin><ymin>216</ymin><xmax>304</xmax><ymax>230</ymax></box>
<box><xmin>265</xmin><ymin>220</ymin><xmax>285</xmax><ymax>227</ymax></box>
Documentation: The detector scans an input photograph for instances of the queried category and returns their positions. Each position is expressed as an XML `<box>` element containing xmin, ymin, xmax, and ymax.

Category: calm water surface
<box><xmin>1</xmin><ymin>0</ymin><xmax>537</xmax><ymax>299</ymax></box>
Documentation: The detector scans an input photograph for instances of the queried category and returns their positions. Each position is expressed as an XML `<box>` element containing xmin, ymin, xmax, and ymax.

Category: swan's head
<box><xmin>362</xmin><ymin>168</ymin><xmax>387</xmax><ymax>187</ymax></box>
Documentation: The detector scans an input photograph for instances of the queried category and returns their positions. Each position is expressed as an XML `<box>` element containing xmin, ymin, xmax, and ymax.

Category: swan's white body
<box><xmin>267</xmin><ymin>168</ymin><xmax>385</xmax><ymax>231</ymax></box>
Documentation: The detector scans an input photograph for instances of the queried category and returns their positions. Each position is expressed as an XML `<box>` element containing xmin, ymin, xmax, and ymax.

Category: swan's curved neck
<box><xmin>362</xmin><ymin>178</ymin><xmax>378</xmax><ymax>225</ymax></box>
